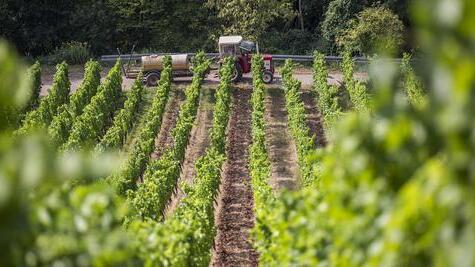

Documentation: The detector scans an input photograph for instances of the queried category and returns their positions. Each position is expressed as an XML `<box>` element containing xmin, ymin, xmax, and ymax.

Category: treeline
<box><xmin>1</xmin><ymin>0</ymin><xmax>410</xmax><ymax>57</ymax></box>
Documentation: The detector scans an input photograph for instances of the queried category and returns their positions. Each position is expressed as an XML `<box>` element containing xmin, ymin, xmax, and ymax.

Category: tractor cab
<box><xmin>218</xmin><ymin>36</ymin><xmax>274</xmax><ymax>83</ymax></box>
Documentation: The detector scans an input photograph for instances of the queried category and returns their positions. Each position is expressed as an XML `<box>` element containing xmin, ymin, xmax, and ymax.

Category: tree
<box><xmin>321</xmin><ymin>0</ymin><xmax>366</xmax><ymax>54</ymax></box>
<box><xmin>0</xmin><ymin>0</ymin><xmax>76</xmax><ymax>55</ymax></box>
<box><xmin>301</xmin><ymin>0</ymin><xmax>332</xmax><ymax>31</ymax></box>
<box><xmin>109</xmin><ymin>0</ymin><xmax>214</xmax><ymax>53</ymax></box>
<box><xmin>206</xmin><ymin>0</ymin><xmax>293</xmax><ymax>41</ymax></box>
<box><xmin>336</xmin><ymin>7</ymin><xmax>404</xmax><ymax>55</ymax></box>
<box><xmin>69</xmin><ymin>0</ymin><xmax>117</xmax><ymax>55</ymax></box>
<box><xmin>298</xmin><ymin>0</ymin><xmax>304</xmax><ymax>30</ymax></box>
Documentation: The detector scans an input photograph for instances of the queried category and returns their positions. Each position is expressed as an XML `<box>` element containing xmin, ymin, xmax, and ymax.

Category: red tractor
<box><xmin>218</xmin><ymin>36</ymin><xmax>274</xmax><ymax>83</ymax></box>
<box><xmin>122</xmin><ymin>35</ymin><xmax>275</xmax><ymax>86</ymax></box>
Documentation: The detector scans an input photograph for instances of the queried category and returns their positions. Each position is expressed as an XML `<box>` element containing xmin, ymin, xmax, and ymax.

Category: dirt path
<box><xmin>151</xmin><ymin>87</ymin><xmax>186</xmax><ymax>160</ymax></box>
<box><xmin>40</xmin><ymin>65</ymin><xmax>135</xmax><ymax>96</ymax></box>
<box><xmin>164</xmin><ymin>87</ymin><xmax>215</xmax><ymax>218</ymax></box>
<box><xmin>212</xmin><ymin>88</ymin><xmax>258</xmax><ymax>267</ymax></box>
<box><xmin>41</xmin><ymin>65</ymin><xmax>369</xmax><ymax>96</ymax></box>
<box><xmin>264</xmin><ymin>88</ymin><xmax>299</xmax><ymax>191</ymax></box>
<box><xmin>300</xmin><ymin>89</ymin><xmax>327</xmax><ymax>147</ymax></box>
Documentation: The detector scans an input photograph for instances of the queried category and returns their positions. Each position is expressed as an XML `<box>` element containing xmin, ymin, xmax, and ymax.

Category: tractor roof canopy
<box><xmin>219</xmin><ymin>36</ymin><xmax>255</xmax><ymax>54</ymax></box>
<box><xmin>219</xmin><ymin>36</ymin><xmax>243</xmax><ymax>45</ymax></box>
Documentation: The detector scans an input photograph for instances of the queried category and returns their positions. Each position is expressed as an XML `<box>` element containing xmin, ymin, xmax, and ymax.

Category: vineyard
<box><xmin>1</xmin><ymin>0</ymin><xmax>475</xmax><ymax>266</ymax></box>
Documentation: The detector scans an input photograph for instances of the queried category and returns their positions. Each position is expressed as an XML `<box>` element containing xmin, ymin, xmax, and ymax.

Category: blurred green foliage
<box><xmin>25</xmin><ymin>62</ymin><xmax>42</xmax><ymax>112</ymax></box>
<box><xmin>15</xmin><ymin>62</ymin><xmax>70</xmax><ymax>136</ymax></box>
<box><xmin>0</xmin><ymin>42</ymin><xmax>135</xmax><ymax>266</ymax></box>
<box><xmin>252</xmin><ymin>0</ymin><xmax>475</xmax><ymax>265</ymax></box>
<box><xmin>28</xmin><ymin>183</ymin><xmax>138</xmax><ymax>266</ymax></box>
<box><xmin>401</xmin><ymin>53</ymin><xmax>427</xmax><ymax>109</ymax></box>
<box><xmin>2</xmin><ymin>0</ymin><xmax>475</xmax><ymax>265</ymax></box>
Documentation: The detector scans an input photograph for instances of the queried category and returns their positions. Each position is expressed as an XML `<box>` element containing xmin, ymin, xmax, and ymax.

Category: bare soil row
<box><xmin>212</xmin><ymin>88</ymin><xmax>258</xmax><ymax>266</ymax></box>
<box><xmin>151</xmin><ymin>88</ymin><xmax>186</xmax><ymax>160</ymax></box>
<box><xmin>264</xmin><ymin>88</ymin><xmax>300</xmax><ymax>191</ymax></box>
<box><xmin>300</xmin><ymin>89</ymin><xmax>327</xmax><ymax>147</ymax></box>
<box><xmin>164</xmin><ymin>88</ymin><xmax>215</xmax><ymax>217</ymax></box>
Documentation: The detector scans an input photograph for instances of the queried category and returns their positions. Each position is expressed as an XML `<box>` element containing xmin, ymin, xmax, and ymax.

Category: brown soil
<box><xmin>212</xmin><ymin>88</ymin><xmax>258</xmax><ymax>267</ymax></box>
<box><xmin>264</xmin><ymin>88</ymin><xmax>300</xmax><ymax>191</ymax></box>
<box><xmin>164</xmin><ymin>87</ymin><xmax>215</xmax><ymax>218</ymax></box>
<box><xmin>151</xmin><ymin>88</ymin><xmax>186</xmax><ymax>160</ymax></box>
<box><xmin>300</xmin><ymin>89</ymin><xmax>327</xmax><ymax>147</ymax></box>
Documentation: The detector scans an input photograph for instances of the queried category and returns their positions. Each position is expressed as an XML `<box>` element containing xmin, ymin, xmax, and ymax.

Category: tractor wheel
<box><xmin>263</xmin><ymin>70</ymin><xmax>274</xmax><ymax>84</ymax></box>
<box><xmin>145</xmin><ymin>72</ymin><xmax>160</xmax><ymax>87</ymax></box>
<box><xmin>231</xmin><ymin>62</ymin><xmax>243</xmax><ymax>83</ymax></box>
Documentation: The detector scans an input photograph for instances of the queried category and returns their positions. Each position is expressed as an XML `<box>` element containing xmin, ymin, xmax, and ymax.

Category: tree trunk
<box><xmin>298</xmin><ymin>0</ymin><xmax>304</xmax><ymax>30</ymax></box>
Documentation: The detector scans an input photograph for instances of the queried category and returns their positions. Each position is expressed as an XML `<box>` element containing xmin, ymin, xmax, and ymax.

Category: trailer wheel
<box><xmin>231</xmin><ymin>62</ymin><xmax>243</xmax><ymax>83</ymax></box>
<box><xmin>145</xmin><ymin>72</ymin><xmax>160</xmax><ymax>87</ymax></box>
<box><xmin>263</xmin><ymin>70</ymin><xmax>274</xmax><ymax>84</ymax></box>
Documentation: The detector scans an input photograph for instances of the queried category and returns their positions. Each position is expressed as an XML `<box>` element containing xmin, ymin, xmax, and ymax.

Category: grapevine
<box><xmin>401</xmin><ymin>53</ymin><xmax>426</xmax><ymax>108</ymax></box>
<box><xmin>281</xmin><ymin>59</ymin><xmax>315</xmax><ymax>185</ymax></box>
<box><xmin>25</xmin><ymin>61</ymin><xmax>42</xmax><ymax>112</ymax></box>
<box><xmin>96</xmin><ymin>72</ymin><xmax>145</xmax><ymax>151</ymax></box>
<box><xmin>63</xmin><ymin>60</ymin><xmax>122</xmax><ymax>150</ymax></box>
<box><xmin>128</xmin><ymin>52</ymin><xmax>211</xmax><ymax>220</ymax></box>
<box><xmin>48</xmin><ymin>60</ymin><xmax>101</xmax><ymax>147</ymax></box>
<box><xmin>130</xmin><ymin>56</ymin><xmax>232</xmax><ymax>266</ymax></box>
<box><xmin>111</xmin><ymin>56</ymin><xmax>172</xmax><ymax>195</ymax></box>
<box><xmin>313</xmin><ymin>51</ymin><xmax>341</xmax><ymax>133</ymax></box>
<box><xmin>248</xmin><ymin>55</ymin><xmax>275</xmax><ymax>263</ymax></box>
<box><xmin>342</xmin><ymin>50</ymin><xmax>370</xmax><ymax>112</ymax></box>
<box><xmin>3</xmin><ymin>1</ymin><xmax>475</xmax><ymax>264</ymax></box>
<box><xmin>16</xmin><ymin>62</ymin><xmax>70</xmax><ymax>135</ymax></box>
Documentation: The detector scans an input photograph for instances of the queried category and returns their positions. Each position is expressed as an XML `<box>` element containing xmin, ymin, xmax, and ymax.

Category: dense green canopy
<box><xmin>0</xmin><ymin>0</ymin><xmax>409</xmax><ymax>56</ymax></box>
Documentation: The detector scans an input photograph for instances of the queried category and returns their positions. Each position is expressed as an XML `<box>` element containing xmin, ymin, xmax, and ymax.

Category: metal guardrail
<box><xmin>100</xmin><ymin>53</ymin><xmax>402</xmax><ymax>64</ymax></box>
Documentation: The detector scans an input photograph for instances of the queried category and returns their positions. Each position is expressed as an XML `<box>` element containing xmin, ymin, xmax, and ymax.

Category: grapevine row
<box><xmin>401</xmin><ymin>53</ymin><xmax>426</xmax><ymax>108</ymax></box>
<box><xmin>4</xmin><ymin>61</ymin><xmax>42</xmax><ymax>128</ymax></box>
<box><xmin>48</xmin><ymin>61</ymin><xmax>102</xmax><ymax>147</ymax></box>
<box><xmin>248</xmin><ymin>55</ymin><xmax>275</xmax><ymax>263</ymax></box>
<box><xmin>128</xmin><ymin>53</ymin><xmax>211</xmax><ymax>220</ymax></box>
<box><xmin>96</xmin><ymin>72</ymin><xmax>145</xmax><ymax>152</ymax></box>
<box><xmin>62</xmin><ymin>61</ymin><xmax>123</xmax><ymax>150</ymax></box>
<box><xmin>342</xmin><ymin>50</ymin><xmax>370</xmax><ymax>112</ymax></box>
<box><xmin>112</xmin><ymin>56</ymin><xmax>173</xmax><ymax>195</ymax></box>
<box><xmin>249</xmin><ymin>53</ymin><xmax>434</xmax><ymax>266</ymax></box>
<box><xmin>313</xmin><ymin>52</ymin><xmax>341</xmax><ymax>132</ymax></box>
<box><xmin>281</xmin><ymin>59</ymin><xmax>315</xmax><ymax>185</ymax></box>
<box><xmin>16</xmin><ymin>62</ymin><xmax>70</xmax><ymax>135</ymax></box>
<box><xmin>25</xmin><ymin>61</ymin><xmax>42</xmax><ymax>112</ymax></box>
<box><xmin>131</xmin><ymin>57</ymin><xmax>233</xmax><ymax>266</ymax></box>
